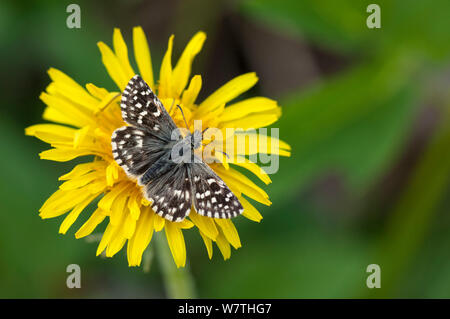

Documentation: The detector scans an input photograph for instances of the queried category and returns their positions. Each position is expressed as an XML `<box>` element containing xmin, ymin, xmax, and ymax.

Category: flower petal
<box><xmin>188</xmin><ymin>210</ymin><xmax>218</xmax><ymax>240</ymax></box>
<box><xmin>196</xmin><ymin>73</ymin><xmax>258</xmax><ymax>117</ymax></box>
<box><xmin>85</xmin><ymin>83</ymin><xmax>109</xmax><ymax>100</ymax></box>
<box><xmin>172</xmin><ymin>32</ymin><xmax>206</xmax><ymax>97</ymax></box>
<box><xmin>165</xmin><ymin>222</ymin><xmax>186</xmax><ymax>268</ymax></box>
<box><xmin>98</xmin><ymin>182</ymin><xmax>130</xmax><ymax>214</ymax></box>
<box><xmin>153</xmin><ymin>214</ymin><xmax>166</xmax><ymax>232</ymax></box>
<box><xmin>199</xmin><ymin>230</ymin><xmax>213</xmax><ymax>259</ymax></box>
<box><xmin>113</xmin><ymin>28</ymin><xmax>135</xmax><ymax>80</ymax></box>
<box><xmin>59</xmin><ymin>194</ymin><xmax>98</xmax><ymax>234</ymax></box>
<box><xmin>96</xmin><ymin>222</ymin><xmax>114</xmax><ymax>256</ymax></box>
<box><xmin>181</xmin><ymin>75</ymin><xmax>202</xmax><ymax>109</ymax></box>
<box><xmin>219</xmin><ymin>97</ymin><xmax>279</xmax><ymax>122</ymax></box>
<box><xmin>215</xmin><ymin>229</ymin><xmax>231</xmax><ymax>260</ymax></box>
<box><xmin>240</xmin><ymin>197</ymin><xmax>263</xmax><ymax>222</ymax></box>
<box><xmin>40</xmin><ymin>91</ymin><xmax>93</xmax><ymax>127</ymax></box>
<box><xmin>75</xmin><ymin>208</ymin><xmax>106</xmax><ymax>238</ymax></box>
<box><xmin>230</xmin><ymin>157</ymin><xmax>272</xmax><ymax>185</ymax></box>
<box><xmin>59</xmin><ymin>161</ymin><xmax>105</xmax><ymax>180</ymax></box>
<box><xmin>158</xmin><ymin>35</ymin><xmax>174</xmax><ymax>99</ymax></box>
<box><xmin>98</xmin><ymin>41</ymin><xmax>128</xmax><ymax>90</ymax></box>
<box><xmin>25</xmin><ymin>124</ymin><xmax>76</xmax><ymax>145</ymax></box>
<box><xmin>214</xmin><ymin>166</ymin><xmax>271</xmax><ymax>206</ymax></box>
<box><xmin>39</xmin><ymin>148</ymin><xmax>99</xmax><ymax>162</ymax></box>
<box><xmin>220</xmin><ymin>108</ymin><xmax>281</xmax><ymax>130</ymax></box>
<box><xmin>133</xmin><ymin>26</ymin><xmax>155</xmax><ymax>89</ymax></box>
<box><xmin>127</xmin><ymin>206</ymin><xmax>155</xmax><ymax>266</ymax></box>
<box><xmin>39</xmin><ymin>188</ymin><xmax>93</xmax><ymax>219</ymax></box>
<box><xmin>214</xmin><ymin>219</ymin><xmax>241</xmax><ymax>249</ymax></box>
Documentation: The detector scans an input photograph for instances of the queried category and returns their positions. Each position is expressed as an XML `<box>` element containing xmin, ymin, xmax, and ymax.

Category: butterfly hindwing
<box><xmin>121</xmin><ymin>74</ymin><xmax>176</xmax><ymax>139</ymax></box>
<box><xmin>190</xmin><ymin>162</ymin><xmax>244</xmax><ymax>219</ymax></box>
<box><xmin>144</xmin><ymin>164</ymin><xmax>192</xmax><ymax>222</ymax></box>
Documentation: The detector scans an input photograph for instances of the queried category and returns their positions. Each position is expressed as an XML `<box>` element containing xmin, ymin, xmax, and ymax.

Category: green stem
<box><xmin>154</xmin><ymin>232</ymin><xmax>197</xmax><ymax>298</ymax></box>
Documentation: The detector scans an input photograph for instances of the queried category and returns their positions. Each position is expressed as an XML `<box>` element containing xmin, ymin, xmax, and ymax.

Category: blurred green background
<box><xmin>1</xmin><ymin>0</ymin><xmax>450</xmax><ymax>298</ymax></box>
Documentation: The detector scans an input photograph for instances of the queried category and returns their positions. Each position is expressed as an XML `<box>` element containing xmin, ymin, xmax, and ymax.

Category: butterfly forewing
<box><xmin>111</xmin><ymin>126</ymin><xmax>167</xmax><ymax>178</ymax></box>
<box><xmin>120</xmin><ymin>74</ymin><xmax>176</xmax><ymax>139</ymax></box>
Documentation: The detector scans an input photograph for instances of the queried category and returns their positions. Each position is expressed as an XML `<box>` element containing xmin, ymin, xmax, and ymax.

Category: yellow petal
<box><xmin>25</xmin><ymin>124</ymin><xmax>76</xmax><ymax>145</ymax></box>
<box><xmin>177</xmin><ymin>219</ymin><xmax>194</xmax><ymax>229</ymax></box>
<box><xmin>109</xmin><ymin>191</ymin><xmax>129</xmax><ymax>226</ymax></box>
<box><xmin>59</xmin><ymin>194</ymin><xmax>98</xmax><ymax>234</ymax></box>
<box><xmin>215</xmin><ymin>166</ymin><xmax>271</xmax><ymax>206</ymax></box>
<box><xmin>230</xmin><ymin>157</ymin><xmax>272</xmax><ymax>185</ymax></box>
<box><xmin>225</xmin><ymin>131</ymin><xmax>291</xmax><ymax>157</ymax></box>
<box><xmin>158</xmin><ymin>35</ymin><xmax>174</xmax><ymax>99</ymax></box>
<box><xmin>127</xmin><ymin>192</ymin><xmax>142</xmax><ymax>220</ymax></box>
<box><xmin>214</xmin><ymin>219</ymin><xmax>241</xmax><ymax>249</ymax></box>
<box><xmin>215</xmin><ymin>229</ymin><xmax>231</xmax><ymax>260</ymax></box>
<box><xmin>153</xmin><ymin>214</ymin><xmax>165</xmax><ymax>232</ymax></box>
<box><xmin>240</xmin><ymin>197</ymin><xmax>263</xmax><ymax>222</ymax></box>
<box><xmin>199</xmin><ymin>230</ymin><xmax>213</xmax><ymax>259</ymax></box>
<box><xmin>133</xmin><ymin>26</ymin><xmax>155</xmax><ymax>89</ymax></box>
<box><xmin>59</xmin><ymin>161</ymin><xmax>105</xmax><ymax>180</ymax></box>
<box><xmin>40</xmin><ymin>92</ymin><xmax>92</xmax><ymax>127</ymax></box>
<box><xmin>196</xmin><ymin>73</ymin><xmax>258</xmax><ymax>116</ymax></box>
<box><xmin>39</xmin><ymin>148</ymin><xmax>98</xmax><ymax>162</ymax></box>
<box><xmin>48</xmin><ymin>70</ymin><xmax>99</xmax><ymax>111</ymax></box>
<box><xmin>95</xmin><ymin>92</ymin><xmax>121</xmax><ymax>113</ymax></box>
<box><xmin>73</xmin><ymin>126</ymin><xmax>90</xmax><ymax>148</ymax></box>
<box><xmin>98</xmin><ymin>41</ymin><xmax>128</xmax><ymax>90</ymax></box>
<box><xmin>172</xmin><ymin>32</ymin><xmax>206</xmax><ymax>97</ymax></box>
<box><xmin>39</xmin><ymin>188</ymin><xmax>94</xmax><ymax>219</ymax></box>
<box><xmin>106</xmin><ymin>233</ymin><xmax>127</xmax><ymax>257</ymax></box>
<box><xmin>127</xmin><ymin>206</ymin><xmax>155</xmax><ymax>266</ymax></box>
<box><xmin>164</xmin><ymin>222</ymin><xmax>186</xmax><ymax>268</ymax></box>
<box><xmin>98</xmin><ymin>182</ymin><xmax>130</xmax><ymax>214</ymax></box>
<box><xmin>85</xmin><ymin>83</ymin><xmax>109</xmax><ymax>100</ymax></box>
<box><xmin>113</xmin><ymin>28</ymin><xmax>135</xmax><ymax>80</ymax></box>
<box><xmin>59</xmin><ymin>171</ymin><xmax>100</xmax><ymax>191</ymax></box>
<box><xmin>106</xmin><ymin>162</ymin><xmax>117</xmax><ymax>187</ymax></box>
<box><xmin>96</xmin><ymin>222</ymin><xmax>114</xmax><ymax>256</ymax></box>
<box><xmin>220</xmin><ymin>108</ymin><xmax>281</xmax><ymax>130</ymax></box>
<box><xmin>47</xmin><ymin>68</ymin><xmax>87</xmax><ymax>94</ymax></box>
<box><xmin>220</xmin><ymin>97</ymin><xmax>279</xmax><ymax>122</ymax></box>
<box><xmin>75</xmin><ymin>208</ymin><xmax>106</xmax><ymax>238</ymax></box>
<box><xmin>188</xmin><ymin>210</ymin><xmax>218</xmax><ymax>240</ymax></box>
<box><xmin>123</xmin><ymin>213</ymin><xmax>137</xmax><ymax>239</ymax></box>
<box><xmin>181</xmin><ymin>75</ymin><xmax>202</xmax><ymax>109</ymax></box>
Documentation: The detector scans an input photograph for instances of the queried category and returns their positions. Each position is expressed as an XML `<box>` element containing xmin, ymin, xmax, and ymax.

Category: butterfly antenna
<box><xmin>176</xmin><ymin>104</ymin><xmax>190</xmax><ymax>130</ymax></box>
<box><xmin>168</xmin><ymin>98</ymin><xmax>176</xmax><ymax>113</ymax></box>
<box><xmin>202</xmin><ymin>141</ymin><xmax>230</xmax><ymax>160</ymax></box>
<box><xmin>217</xmin><ymin>150</ymin><xmax>230</xmax><ymax>159</ymax></box>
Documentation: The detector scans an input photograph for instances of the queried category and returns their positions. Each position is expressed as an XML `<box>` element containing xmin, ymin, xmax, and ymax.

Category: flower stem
<box><xmin>154</xmin><ymin>232</ymin><xmax>197</xmax><ymax>298</ymax></box>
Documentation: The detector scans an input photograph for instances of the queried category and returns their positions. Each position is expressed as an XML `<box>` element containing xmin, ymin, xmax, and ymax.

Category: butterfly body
<box><xmin>112</xmin><ymin>75</ymin><xmax>244</xmax><ymax>222</ymax></box>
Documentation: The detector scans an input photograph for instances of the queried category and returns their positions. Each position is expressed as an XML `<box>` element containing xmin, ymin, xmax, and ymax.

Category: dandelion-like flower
<box><xmin>25</xmin><ymin>27</ymin><xmax>291</xmax><ymax>268</ymax></box>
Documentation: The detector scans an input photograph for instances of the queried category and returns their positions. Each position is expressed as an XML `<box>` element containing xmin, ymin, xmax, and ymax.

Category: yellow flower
<box><xmin>25</xmin><ymin>27</ymin><xmax>291</xmax><ymax>268</ymax></box>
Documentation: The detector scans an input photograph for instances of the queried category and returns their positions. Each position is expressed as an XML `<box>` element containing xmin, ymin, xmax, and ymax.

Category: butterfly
<box><xmin>111</xmin><ymin>75</ymin><xmax>244</xmax><ymax>222</ymax></box>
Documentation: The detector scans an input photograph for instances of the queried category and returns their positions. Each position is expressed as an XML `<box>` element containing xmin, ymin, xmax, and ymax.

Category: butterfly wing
<box><xmin>120</xmin><ymin>74</ymin><xmax>177</xmax><ymax>140</ymax></box>
<box><xmin>190</xmin><ymin>162</ymin><xmax>244</xmax><ymax>219</ymax></box>
<box><xmin>144</xmin><ymin>164</ymin><xmax>192</xmax><ymax>222</ymax></box>
<box><xmin>111</xmin><ymin>126</ymin><xmax>169</xmax><ymax>178</ymax></box>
